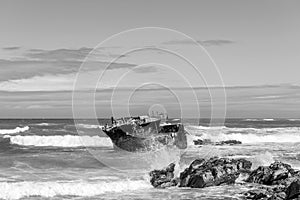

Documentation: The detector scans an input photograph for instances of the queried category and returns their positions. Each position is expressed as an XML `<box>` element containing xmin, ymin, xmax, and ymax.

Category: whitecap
<box><xmin>185</xmin><ymin>125</ymin><xmax>300</xmax><ymax>143</ymax></box>
<box><xmin>262</xmin><ymin>118</ymin><xmax>275</xmax><ymax>121</ymax></box>
<box><xmin>200</xmin><ymin>131</ymin><xmax>300</xmax><ymax>143</ymax></box>
<box><xmin>5</xmin><ymin>135</ymin><xmax>113</xmax><ymax>147</ymax></box>
<box><xmin>76</xmin><ymin>124</ymin><xmax>104</xmax><ymax>129</ymax></box>
<box><xmin>0</xmin><ymin>126</ymin><xmax>29</xmax><ymax>135</ymax></box>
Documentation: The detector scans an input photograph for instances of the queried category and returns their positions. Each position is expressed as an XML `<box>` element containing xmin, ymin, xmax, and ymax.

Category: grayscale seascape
<box><xmin>1</xmin><ymin>1</ymin><xmax>300</xmax><ymax>199</ymax></box>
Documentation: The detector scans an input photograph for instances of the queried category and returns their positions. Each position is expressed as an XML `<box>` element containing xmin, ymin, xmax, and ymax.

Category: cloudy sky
<box><xmin>0</xmin><ymin>0</ymin><xmax>300</xmax><ymax>118</ymax></box>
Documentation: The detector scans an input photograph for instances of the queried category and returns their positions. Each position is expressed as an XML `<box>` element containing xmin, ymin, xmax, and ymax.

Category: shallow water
<box><xmin>0</xmin><ymin>118</ymin><xmax>299</xmax><ymax>199</ymax></box>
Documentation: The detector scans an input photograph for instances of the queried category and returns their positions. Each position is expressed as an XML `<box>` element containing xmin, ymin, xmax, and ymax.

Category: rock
<box><xmin>269</xmin><ymin>161</ymin><xmax>294</xmax><ymax>184</ymax></box>
<box><xmin>246</xmin><ymin>161</ymin><xmax>294</xmax><ymax>185</ymax></box>
<box><xmin>193</xmin><ymin>139</ymin><xmax>212</xmax><ymax>145</ymax></box>
<box><xmin>216</xmin><ymin>140</ymin><xmax>242</xmax><ymax>145</ymax></box>
<box><xmin>243</xmin><ymin>185</ymin><xmax>288</xmax><ymax>200</ymax></box>
<box><xmin>243</xmin><ymin>189</ymin><xmax>270</xmax><ymax>200</ymax></box>
<box><xmin>179</xmin><ymin>157</ymin><xmax>252</xmax><ymax>188</ymax></box>
<box><xmin>149</xmin><ymin>163</ymin><xmax>178</xmax><ymax>188</ymax></box>
<box><xmin>268</xmin><ymin>191</ymin><xmax>286</xmax><ymax>200</ymax></box>
<box><xmin>193</xmin><ymin>139</ymin><xmax>242</xmax><ymax>146</ymax></box>
<box><xmin>193</xmin><ymin>139</ymin><xmax>204</xmax><ymax>145</ymax></box>
<box><xmin>285</xmin><ymin>178</ymin><xmax>300</xmax><ymax>200</ymax></box>
<box><xmin>243</xmin><ymin>161</ymin><xmax>300</xmax><ymax>200</ymax></box>
<box><xmin>150</xmin><ymin>159</ymin><xmax>300</xmax><ymax>200</ymax></box>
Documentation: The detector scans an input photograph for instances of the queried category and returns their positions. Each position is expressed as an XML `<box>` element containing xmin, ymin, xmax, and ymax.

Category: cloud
<box><xmin>132</xmin><ymin>66</ymin><xmax>158</xmax><ymax>74</ymax></box>
<box><xmin>0</xmin><ymin>46</ymin><xmax>176</xmax><ymax>92</ymax></box>
<box><xmin>201</xmin><ymin>40</ymin><xmax>235</xmax><ymax>46</ymax></box>
<box><xmin>26</xmin><ymin>47</ymin><xmax>93</xmax><ymax>61</ymax></box>
<box><xmin>0</xmin><ymin>56</ymin><xmax>140</xmax><ymax>92</ymax></box>
<box><xmin>26</xmin><ymin>47</ymin><xmax>127</xmax><ymax>61</ymax></box>
<box><xmin>162</xmin><ymin>39</ymin><xmax>235</xmax><ymax>46</ymax></box>
<box><xmin>2</xmin><ymin>46</ymin><xmax>21</xmax><ymax>51</ymax></box>
<box><xmin>0</xmin><ymin>56</ymin><xmax>136</xmax><ymax>82</ymax></box>
<box><xmin>0</xmin><ymin>59</ymin><xmax>80</xmax><ymax>81</ymax></box>
<box><xmin>252</xmin><ymin>95</ymin><xmax>282</xmax><ymax>99</ymax></box>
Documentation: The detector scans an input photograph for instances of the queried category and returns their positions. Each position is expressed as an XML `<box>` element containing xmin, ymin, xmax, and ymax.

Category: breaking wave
<box><xmin>4</xmin><ymin>135</ymin><xmax>113</xmax><ymax>147</ymax></box>
<box><xmin>0</xmin><ymin>126</ymin><xmax>29</xmax><ymax>135</ymax></box>
<box><xmin>263</xmin><ymin>118</ymin><xmax>275</xmax><ymax>121</ymax></box>
<box><xmin>288</xmin><ymin>119</ymin><xmax>300</xmax><ymax>121</ymax></box>
<box><xmin>243</xmin><ymin>119</ymin><xmax>260</xmax><ymax>121</ymax></box>
<box><xmin>0</xmin><ymin>179</ymin><xmax>151</xmax><ymax>200</ymax></box>
<box><xmin>186</xmin><ymin>125</ymin><xmax>300</xmax><ymax>143</ymax></box>
<box><xmin>76</xmin><ymin>124</ymin><xmax>103</xmax><ymax>129</ymax></box>
<box><xmin>200</xmin><ymin>132</ymin><xmax>300</xmax><ymax>143</ymax></box>
<box><xmin>243</xmin><ymin>118</ymin><xmax>277</xmax><ymax>122</ymax></box>
<box><xmin>34</xmin><ymin>123</ymin><xmax>58</xmax><ymax>126</ymax></box>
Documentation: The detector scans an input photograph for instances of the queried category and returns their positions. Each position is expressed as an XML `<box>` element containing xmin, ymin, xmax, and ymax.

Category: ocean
<box><xmin>0</xmin><ymin>118</ymin><xmax>300</xmax><ymax>200</ymax></box>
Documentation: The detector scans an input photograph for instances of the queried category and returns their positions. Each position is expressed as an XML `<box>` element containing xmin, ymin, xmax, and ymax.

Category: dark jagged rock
<box><xmin>243</xmin><ymin>185</ymin><xmax>289</xmax><ymax>200</ymax></box>
<box><xmin>216</xmin><ymin>140</ymin><xmax>242</xmax><ymax>145</ymax></box>
<box><xmin>179</xmin><ymin>157</ymin><xmax>252</xmax><ymax>188</ymax></box>
<box><xmin>193</xmin><ymin>139</ymin><xmax>212</xmax><ymax>145</ymax></box>
<box><xmin>269</xmin><ymin>192</ymin><xmax>286</xmax><ymax>200</ymax></box>
<box><xmin>149</xmin><ymin>163</ymin><xmax>178</xmax><ymax>188</ymax></box>
<box><xmin>244</xmin><ymin>188</ymin><xmax>270</xmax><ymax>199</ymax></box>
<box><xmin>285</xmin><ymin>178</ymin><xmax>300</xmax><ymax>199</ymax></box>
<box><xmin>243</xmin><ymin>161</ymin><xmax>300</xmax><ymax>200</ymax></box>
<box><xmin>246</xmin><ymin>161</ymin><xmax>295</xmax><ymax>185</ymax></box>
<box><xmin>193</xmin><ymin>139</ymin><xmax>204</xmax><ymax>145</ymax></box>
<box><xmin>149</xmin><ymin>158</ymin><xmax>300</xmax><ymax>200</ymax></box>
<box><xmin>193</xmin><ymin>139</ymin><xmax>242</xmax><ymax>146</ymax></box>
<box><xmin>149</xmin><ymin>157</ymin><xmax>252</xmax><ymax>189</ymax></box>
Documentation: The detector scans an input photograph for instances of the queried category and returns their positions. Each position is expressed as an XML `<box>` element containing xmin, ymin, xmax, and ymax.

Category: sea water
<box><xmin>0</xmin><ymin>118</ymin><xmax>299</xmax><ymax>199</ymax></box>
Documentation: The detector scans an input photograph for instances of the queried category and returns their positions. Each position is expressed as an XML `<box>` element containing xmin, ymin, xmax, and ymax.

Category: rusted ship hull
<box><xmin>102</xmin><ymin>118</ymin><xmax>187</xmax><ymax>152</ymax></box>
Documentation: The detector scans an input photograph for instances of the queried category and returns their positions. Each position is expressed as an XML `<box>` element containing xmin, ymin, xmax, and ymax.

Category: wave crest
<box><xmin>186</xmin><ymin>125</ymin><xmax>300</xmax><ymax>143</ymax></box>
<box><xmin>77</xmin><ymin>124</ymin><xmax>103</xmax><ymax>129</ymax></box>
<box><xmin>0</xmin><ymin>126</ymin><xmax>29</xmax><ymax>135</ymax></box>
<box><xmin>201</xmin><ymin>132</ymin><xmax>300</xmax><ymax>143</ymax></box>
<box><xmin>5</xmin><ymin>135</ymin><xmax>113</xmax><ymax>147</ymax></box>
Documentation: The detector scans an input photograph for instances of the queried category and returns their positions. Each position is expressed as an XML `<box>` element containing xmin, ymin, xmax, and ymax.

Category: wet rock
<box><xmin>244</xmin><ymin>189</ymin><xmax>270</xmax><ymax>199</ymax></box>
<box><xmin>150</xmin><ymin>159</ymin><xmax>300</xmax><ymax>200</ymax></box>
<box><xmin>285</xmin><ymin>178</ymin><xmax>300</xmax><ymax>199</ymax></box>
<box><xmin>243</xmin><ymin>161</ymin><xmax>300</xmax><ymax>200</ymax></box>
<box><xmin>179</xmin><ymin>157</ymin><xmax>252</xmax><ymax>188</ymax></box>
<box><xmin>193</xmin><ymin>139</ymin><xmax>204</xmax><ymax>145</ymax></box>
<box><xmin>246</xmin><ymin>161</ymin><xmax>294</xmax><ymax>185</ymax></box>
<box><xmin>193</xmin><ymin>139</ymin><xmax>212</xmax><ymax>145</ymax></box>
<box><xmin>269</xmin><ymin>191</ymin><xmax>286</xmax><ymax>200</ymax></box>
<box><xmin>149</xmin><ymin>163</ymin><xmax>178</xmax><ymax>188</ymax></box>
<box><xmin>216</xmin><ymin>140</ymin><xmax>242</xmax><ymax>145</ymax></box>
<box><xmin>242</xmin><ymin>185</ymin><xmax>288</xmax><ymax>200</ymax></box>
<box><xmin>193</xmin><ymin>139</ymin><xmax>242</xmax><ymax>146</ymax></box>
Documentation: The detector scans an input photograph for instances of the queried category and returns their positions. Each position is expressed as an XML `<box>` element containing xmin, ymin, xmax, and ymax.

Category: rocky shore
<box><xmin>149</xmin><ymin>157</ymin><xmax>300</xmax><ymax>200</ymax></box>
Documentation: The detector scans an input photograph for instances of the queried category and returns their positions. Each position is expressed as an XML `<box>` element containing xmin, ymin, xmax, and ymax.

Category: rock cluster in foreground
<box><xmin>149</xmin><ymin>157</ymin><xmax>300</xmax><ymax>200</ymax></box>
<box><xmin>149</xmin><ymin>163</ymin><xmax>178</xmax><ymax>188</ymax></box>
<box><xmin>244</xmin><ymin>161</ymin><xmax>300</xmax><ymax>199</ymax></box>
<box><xmin>150</xmin><ymin>157</ymin><xmax>251</xmax><ymax>188</ymax></box>
<box><xmin>179</xmin><ymin>157</ymin><xmax>251</xmax><ymax>188</ymax></box>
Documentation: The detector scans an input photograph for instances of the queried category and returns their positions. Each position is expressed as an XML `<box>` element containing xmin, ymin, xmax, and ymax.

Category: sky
<box><xmin>0</xmin><ymin>0</ymin><xmax>300</xmax><ymax>118</ymax></box>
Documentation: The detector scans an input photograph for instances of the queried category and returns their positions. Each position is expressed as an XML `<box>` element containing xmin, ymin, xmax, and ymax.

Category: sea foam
<box><xmin>206</xmin><ymin>132</ymin><xmax>300</xmax><ymax>143</ymax></box>
<box><xmin>5</xmin><ymin>135</ymin><xmax>113</xmax><ymax>147</ymax></box>
<box><xmin>186</xmin><ymin>125</ymin><xmax>300</xmax><ymax>143</ymax></box>
<box><xmin>76</xmin><ymin>123</ymin><xmax>103</xmax><ymax>129</ymax></box>
<box><xmin>0</xmin><ymin>179</ymin><xmax>151</xmax><ymax>200</ymax></box>
<box><xmin>0</xmin><ymin>126</ymin><xmax>29</xmax><ymax>135</ymax></box>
